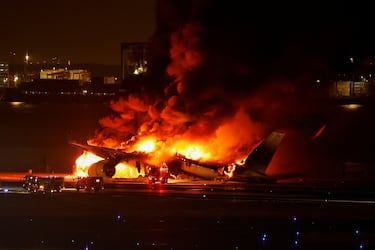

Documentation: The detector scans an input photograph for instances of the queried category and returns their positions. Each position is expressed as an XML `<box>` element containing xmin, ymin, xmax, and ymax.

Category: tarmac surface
<box><xmin>1</xmin><ymin>176</ymin><xmax>375</xmax><ymax>250</ymax></box>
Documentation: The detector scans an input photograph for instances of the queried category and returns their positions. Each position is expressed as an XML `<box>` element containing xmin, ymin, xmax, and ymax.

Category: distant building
<box><xmin>0</xmin><ymin>61</ymin><xmax>9</xmax><ymax>87</ymax></box>
<box><xmin>121</xmin><ymin>42</ymin><xmax>149</xmax><ymax>81</ymax></box>
<box><xmin>330</xmin><ymin>57</ymin><xmax>375</xmax><ymax>101</ymax></box>
<box><xmin>40</xmin><ymin>68</ymin><xmax>90</xmax><ymax>84</ymax></box>
<box><xmin>3</xmin><ymin>78</ymin><xmax>118</xmax><ymax>103</ymax></box>
<box><xmin>330</xmin><ymin>80</ymin><xmax>374</xmax><ymax>101</ymax></box>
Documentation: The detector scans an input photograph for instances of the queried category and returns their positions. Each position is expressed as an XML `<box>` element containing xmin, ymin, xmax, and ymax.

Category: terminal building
<box><xmin>39</xmin><ymin>68</ymin><xmax>91</xmax><ymax>84</ymax></box>
<box><xmin>1</xmin><ymin>66</ymin><xmax>118</xmax><ymax>102</ymax></box>
<box><xmin>331</xmin><ymin>81</ymin><xmax>371</xmax><ymax>98</ymax></box>
<box><xmin>329</xmin><ymin>57</ymin><xmax>375</xmax><ymax>102</ymax></box>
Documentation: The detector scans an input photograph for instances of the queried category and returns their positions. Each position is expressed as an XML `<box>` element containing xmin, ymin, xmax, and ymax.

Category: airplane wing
<box><xmin>69</xmin><ymin>141</ymin><xmax>143</xmax><ymax>160</ymax></box>
<box><xmin>69</xmin><ymin>141</ymin><xmax>148</xmax><ymax>178</ymax></box>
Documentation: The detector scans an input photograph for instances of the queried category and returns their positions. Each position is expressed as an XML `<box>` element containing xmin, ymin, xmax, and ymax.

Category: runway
<box><xmin>1</xmin><ymin>172</ymin><xmax>375</xmax><ymax>249</ymax></box>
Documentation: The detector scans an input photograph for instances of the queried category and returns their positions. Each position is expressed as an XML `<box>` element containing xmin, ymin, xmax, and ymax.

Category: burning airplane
<box><xmin>70</xmin><ymin>2</ymin><xmax>330</xmax><ymax>180</ymax></box>
<box><xmin>70</xmin><ymin>130</ymin><xmax>301</xmax><ymax>183</ymax></box>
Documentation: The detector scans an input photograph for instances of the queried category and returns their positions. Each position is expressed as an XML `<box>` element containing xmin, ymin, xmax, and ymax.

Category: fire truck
<box><xmin>76</xmin><ymin>176</ymin><xmax>104</xmax><ymax>192</ymax></box>
<box><xmin>22</xmin><ymin>175</ymin><xmax>64</xmax><ymax>193</ymax></box>
<box><xmin>147</xmin><ymin>163</ymin><xmax>170</xmax><ymax>184</ymax></box>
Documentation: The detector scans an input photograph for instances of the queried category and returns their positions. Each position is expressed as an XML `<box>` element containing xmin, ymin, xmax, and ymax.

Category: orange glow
<box><xmin>92</xmin><ymin>101</ymin><xmax>263</xmax><ymax>169</ymax></box>
<box><xmin>112</xmin><ymin>162</ymin><xmax>142</xmax><ymax>178</ymax></box>
<box><xmin>174</xmin><ymin>144</ymin><xmax>210</xmax><ymax>161</ymax></box>
<box><xmin>224</xmin><ymin>163</ymin><xmax>237</xmax><ymax>178</ymax></box>
<box><xmin>135</xmin><ymin>138</ymin><xmax>156</xmax><ymax>153</ymax></box>
<box><xmin>74</xmin><ymin>151</ymin><xmax>103</xmax><ymax>177</ymax></box>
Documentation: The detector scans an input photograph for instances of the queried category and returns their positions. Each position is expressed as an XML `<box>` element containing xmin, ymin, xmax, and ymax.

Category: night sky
<box><xmin>1</xmin><ymin>0</ymin><xmax>156</xmax><ymax>65</ymax></box>
<box><xmin>1</xmin><ymin>1</ymin><xmax>373</xmax><ymax>68</ymax></box>
<box><xmin>148</xmin><ymin>1</ymin><xmax>374</xmax><ymax>83</ymax></box>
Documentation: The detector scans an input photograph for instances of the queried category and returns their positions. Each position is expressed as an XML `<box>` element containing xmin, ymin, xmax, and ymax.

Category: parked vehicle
<box><xmin>22</xmin><ymin>175</ymin><xmax>64</xmax><ymax>193</ymax></box>
<box><xmin>76</xmin><ymin>176</ymin><xmax>104</xmax><ymax>192</ymax></box>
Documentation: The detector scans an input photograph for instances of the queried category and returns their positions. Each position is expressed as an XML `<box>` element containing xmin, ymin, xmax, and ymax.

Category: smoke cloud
<box><xmin>89</xmin><ymin>1</ymin><xmax>333</xmax><ymax>169</ymax></box>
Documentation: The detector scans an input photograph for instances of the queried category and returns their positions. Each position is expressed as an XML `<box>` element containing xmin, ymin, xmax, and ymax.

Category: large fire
<box><xmin>73</xmin><ymin>2</ymin><xmax>327</xmax><ymax>178</ymax></box>
<box><xmin>73</xmin><ymin>135</ymin><xmax>232</xmax><ymax>178</ymax></box>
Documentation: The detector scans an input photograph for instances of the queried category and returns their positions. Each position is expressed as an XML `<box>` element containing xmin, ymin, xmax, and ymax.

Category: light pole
<box><xmin>24</xmin><ymin>50</ymin><xmax>29</xmax><ymax>82</ymax></box>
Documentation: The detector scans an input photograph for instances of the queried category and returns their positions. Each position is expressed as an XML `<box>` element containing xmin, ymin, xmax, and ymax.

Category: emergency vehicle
<box><xmin>76</xmin><ymin>176</ymin><xmax>104</xmax><ymax>192</ymax></box>
<box><xmin>147</xmin><ymin>163</ymin><xmax>170</xmax><ymax>184</ymax></box>
<box><xmin>22</xmin><ymin>175</ymin><xmax>64</xmax><ymax>193</ymax></box>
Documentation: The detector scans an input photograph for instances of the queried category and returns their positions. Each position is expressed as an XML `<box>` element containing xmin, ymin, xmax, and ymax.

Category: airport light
<box><xmin>25</xmin><ymin>52</ymin><xmax>29</xmax><ymax>64</ymax></box>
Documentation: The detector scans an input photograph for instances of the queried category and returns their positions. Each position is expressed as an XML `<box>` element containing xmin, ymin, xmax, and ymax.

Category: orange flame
<box><xmin>73</xmin><ymin>151</ymin><xmax>147</xmax><ymax>178</ymax></box>
<box><xmin>74</xmin><ymin>151</ymin><xmax>103</xmax><ymax>177</ymax></box>
<box><xmin>134</xmin><ymin>138</ymin><xmax>156</xmax><ymax>153</ymax></box>
<box><xmin>174</xmin><ymin>144</ymin><xmax>210</xmax><ymax>161</ymax></box>
<box><xmin>112</xmin><ymin>162</ymin><xmax>144</xmax><ymax>178</ymax></box>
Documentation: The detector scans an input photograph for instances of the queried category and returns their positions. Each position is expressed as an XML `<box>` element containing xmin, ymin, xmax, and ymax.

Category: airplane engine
<box><xmin>88</xmin><ymin>159</ymin><xmax>116</xmax><ymax>177</ymax></box>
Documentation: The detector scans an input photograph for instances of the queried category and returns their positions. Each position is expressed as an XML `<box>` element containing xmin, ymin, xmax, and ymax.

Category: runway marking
<box><xmin>326</xmin><ymin>199</ymin><xmax>375</xmax><ymax>204</ymax></box>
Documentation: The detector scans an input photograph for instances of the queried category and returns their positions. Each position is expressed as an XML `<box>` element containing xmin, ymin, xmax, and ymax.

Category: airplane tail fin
<box><xmin>243</xmin><ymin>131</ymin><xmax>285</xmax><ymax>175</ymax></box>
